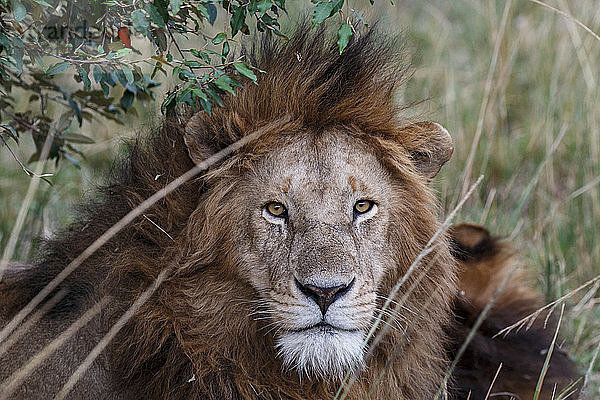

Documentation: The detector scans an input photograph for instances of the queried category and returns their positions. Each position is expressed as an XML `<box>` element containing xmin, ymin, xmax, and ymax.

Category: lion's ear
<box><xmin>184</xmin><ymin>112</ymin><xmax>220</xmax><ymax>165</ymax></box>
<box><xmin>449</xmin><ymin>223</ymin><xmax>498</xmax><ymax>262</ymax></box>
<box><xmin>450</xmin><ymin>223</ymin><xmax>491</xmax><ymax>251</ymax></box>
<box><xmin>403</xmin><ymin>121</ymin><xmax>453</xmax><ymax>179</ymax></box>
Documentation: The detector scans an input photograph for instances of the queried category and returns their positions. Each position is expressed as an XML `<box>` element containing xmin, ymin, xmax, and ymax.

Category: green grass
<box><xmin>1</xmin><ymin>0</ymin><xmax>599</xmax><ymax>396</ymax></box>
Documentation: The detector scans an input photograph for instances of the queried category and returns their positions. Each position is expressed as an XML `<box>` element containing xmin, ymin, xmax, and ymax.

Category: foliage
<box><xmin>0</xmin><ymin>0</ymin><xmax>379</xmax><ymax>174</ymax></box>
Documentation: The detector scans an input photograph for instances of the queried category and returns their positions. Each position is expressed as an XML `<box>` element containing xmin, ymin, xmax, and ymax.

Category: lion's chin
<box><xmin>276</xmin><ymin>325</ymin><xmax>366</xmax><ymax>381</ymax></box>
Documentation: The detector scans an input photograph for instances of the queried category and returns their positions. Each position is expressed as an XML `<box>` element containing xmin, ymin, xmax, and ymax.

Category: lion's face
<box><xmin>230</xmin><ymin>130</ymin><xmax>399</xmax><ymax>379</ymax></box>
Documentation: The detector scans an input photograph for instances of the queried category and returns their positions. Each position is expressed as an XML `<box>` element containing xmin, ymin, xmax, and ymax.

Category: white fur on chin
<box><xmin>276</xmin><ymin>327</ymin><xmax>366</xmax><ymax>380</ymax></box>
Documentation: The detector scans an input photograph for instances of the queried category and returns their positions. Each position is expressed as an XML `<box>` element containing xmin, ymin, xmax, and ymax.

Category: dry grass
<box><xmin>0</xmin><ymin>0</ymin><xmax>598</xmax><ymax>397</ymax></box>
<box><xmin>378</xmin><ymin>0</ymin><xmax>600</xmax><ymax>394</ymax></box>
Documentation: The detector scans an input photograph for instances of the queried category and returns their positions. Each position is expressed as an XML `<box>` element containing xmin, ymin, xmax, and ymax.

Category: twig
<box><xmin>166</xmin><ymin>24</ymin><xmax>206</xmax><ymax>90</ymax></box>
<box><xmin>0</xmin><ymin>135</ymin><xmax>48</xmax><ymax>179</ymax></box>
<box><xmin>35</xmin><ymin>47</ymin><xmax>147</xmax><ymax>66</ymax></box>
<box><xmin>527</xmin><ymin>0</ymin><xmax>600</xmax><ymax>42</ymax></box>
<box><xmin>142</xmin><ymin>215</ymin><xmax>174</xmax><ymax>241</ymax></box>
<box><xmin>493</xmin><ymin>275</ymin><xmax>600</xmax><ymax>338</ymax></box>
<box><xmin>484</xmin><ymin>363</ymin><xmax>503</xmax><ymax>400</ymax></box>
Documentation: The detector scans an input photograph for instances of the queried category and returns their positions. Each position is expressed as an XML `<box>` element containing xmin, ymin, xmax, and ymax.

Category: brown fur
<box><xmin>449</xmin><ymin>223</ymin><xmax>581</xmax><ymax>399</ymax></box>
<box><xmin>0</xmin><ymin>24</ymin><xmax>579</xmax><ymax>400</ymax></box>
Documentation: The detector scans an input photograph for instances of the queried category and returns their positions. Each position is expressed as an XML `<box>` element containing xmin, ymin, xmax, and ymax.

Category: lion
<box><xmin>0</xmin><ymin>25</ymin><xmax>580</xmax><ymax>399</ymax></box>
<box><xmin>448</xmin><ymin>223</ymin><xmax>581</xmax><ymax>399</ymax></box>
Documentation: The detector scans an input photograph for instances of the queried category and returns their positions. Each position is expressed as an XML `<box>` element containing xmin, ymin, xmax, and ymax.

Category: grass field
<box><xmin>1</xmin><ymin>0</ymin><xmax>599</xmax><ymax>397</ymax></box>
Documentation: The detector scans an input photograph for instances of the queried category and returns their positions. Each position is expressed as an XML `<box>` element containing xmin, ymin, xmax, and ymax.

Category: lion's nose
<box><xmin>295</xmin><ymin>278</ymin><xmax>355</xmax><ymax>316</ymax></box>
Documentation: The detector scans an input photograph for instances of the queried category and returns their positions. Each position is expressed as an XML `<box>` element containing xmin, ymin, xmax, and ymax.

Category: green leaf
<box><xmin>256</xmin><ymin>0</ymin><xmax>271</xmax><ymax>16</ymax></box>
<box><xmin>11</xmin><ymin>0</ymin><xmax>26</xmax><ymax>22</ymax></box>
<box><xmin>222</xmin><ymin>41</ymin><xmax>229</xmax><ymax>57</ymax></box>
<box><xmin>131</xmin><ymin>9</ymin><xmax>150</xmax><ymax>34</ymax></box>
<box><xmin>180</xmin><ymin>69</ymin><xmax>196</xmax><ymax>80</ymax></box>
<box><xmin>145</xmin><ymin>3</ymin><xmax>165</xmax><ymax>28</ymax></box>
<box><xmin>61</xmin><ymin>91</ymin><xmax>82</xmax><ymax>125</ymax></box>
<box><xmin>122</xmin><ymin>65</ymin><xmax>134</xmax><ymax>84</ymax></box>
<box><xmin>120</xmin><ymin>90</ymin><xmax>135</xmax><ymax>110</ymax></box>
<box><xmin>183</xmin><ymin>60</ymin><xmax>202</xmax><ymax>68</ymax></box>
<box><xmin>233</xmin><ymin>62</ymin><xmax>257</xmax><ymax>83</ymax></box>
<box><xmin>61</xmin><ymin>133</ymin><xmax>95</xmax><ymax>144</ymax></box>
<box><xmin>0</xmin><ymin>57</ymin><xmax>17</xmax><ymax>70</ymax></box>
<box><xmin>154</xmin><ymin>0</ymin><xmax>169</xmax><ymax>22</ymax></box>
<box><xmin>191</xmin><ymin>87</ymin><xmax>208</xmax><ymax>100</ymax></box>
<box><xmin>113</xmin><ymin>69</ymin><xmax>128</xmax><ymax>86</ymax></box>
<box><xmin>45</xmin><ymin>61</ymin><xmax>71</xmax><ymax>76</ymax></box>
<box><xmin>312</xmin><ymin>1</ymin><xmax>333</xmax><ymax>27</ymax></box>
<box><xmin>205</xmin><ymin>85</ymin><xmax>223</xmax><ymax>106</ymax></box>
<box><xmin>0</xmin><ymin>32</ymin><xmax>11</xmax><ymax>50</ymax></box>
<box><xmin>115</xmin><ymin>48</ymin><xmax>133</xmax><ymax>58</ymax></box>
<box><xmin>337</xmin><ymin>23</ymin><xmax>352</xmax><ymax>54</ymax></box>
<box><xmin>170</xmin><ymin>0</ymin><xmax>183</xmax><ymax>15</ymax></box>
<box><xmin>1</xmin><ymin>124</ymin><xmax>19</xmax><ymax>142</ymax></box>
<box><xmin>204</xmin><ymin>4</ymin><xmax>217</xmax><ymax>25</ymax></box>
<box><xmin>190</xmin><ymin>49</ymin><xmax>210</xmax><ymax>63</ymax></box>
<box><xmin>330</xmin><ymin>0</ymin><xmax>344</xmax><ymax>14</ymax></box>
<box><xmin>28</xmin><ymin>0</ymin><xmax>51</xmax><ymax>6</ymax></box>
<box><xmin>11</xmin><ymin>36</ymin><xmax>24</xmax><ymax>74</ymax></box>
<box><xmin>230</xmin><ymin>6</ymin><xmax>246</xmax><ymax>36</ymax></box>
<box><xmin>176</xmin><ymin>85</ymin><xmax>193</xmax><ymax>103</ymax></box>
<box><xmin>161</xmin><ymin>91</ymin><xmax>177</xmax><ymax>113</ymax></box>
<box><xmin>77</xmin><ymin>66</ymin><xmax>91</xmax><ymax>88</ymax></box>
<box><xmin>92</xmin><ymin>65</ymin><xmax>103</xmax><ymax>83</ymax></box>
<box><xmin>214</xmin><ymin>75</ymin><xmax>236</xmax><ymax>95</ymax></box>
<box><xmin>101</xmin><ymin>82</ymin><xmax>110</xmax><ymax>98</ymax></box>
<box><xmin>212</xmin><ymin>32</ymin><xmax>227</xmax><ymax>45</ymax></box>
<box><xmin>198</xmin><ymin>97</ymin><xmax>212</xmax><ymax>114</ymax></box>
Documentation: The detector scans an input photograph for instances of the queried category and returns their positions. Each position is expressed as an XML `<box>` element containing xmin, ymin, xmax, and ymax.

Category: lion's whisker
<box><xmin>373</xmin><ymin>308</ymin><xmax>408</xmax><ymax>332</ymax></box>
<box><xmin>376</xmin><ymin>295</ymin><xmax>416</xmax><ymax>315</ymax></box>
<box><xmin>247</xmin><ymin>310</ymin><xmax>276</xmax><ymax>317</ymax></box>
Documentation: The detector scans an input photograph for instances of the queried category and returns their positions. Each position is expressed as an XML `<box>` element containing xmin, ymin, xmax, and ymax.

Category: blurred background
<box><xmin>1</xmin><ymin>0</ymin><xmax>599</xmax><ymax>394</ymax></box>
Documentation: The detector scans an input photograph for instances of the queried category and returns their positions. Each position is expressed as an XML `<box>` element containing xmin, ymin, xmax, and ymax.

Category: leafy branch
<box><xmin>0</xmin><ymin>0</ymin><xmax>389</xmax><ymax>179</ymax></box>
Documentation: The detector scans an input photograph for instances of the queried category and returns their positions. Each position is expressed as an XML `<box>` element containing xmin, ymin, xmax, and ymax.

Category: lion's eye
<box><xmin>354</xmin><ymin>200</ymin><xmax>374</xmax><ymax>214</ymax></box>
<box><xmin>265</xmin><ymin>202</ymin><xmax>287</xmax><ymax>217</ymax></box>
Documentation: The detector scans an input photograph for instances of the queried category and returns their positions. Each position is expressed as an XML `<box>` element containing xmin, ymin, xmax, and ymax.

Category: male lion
<box><xmin>0</xmin><ymin>26</ymin><xmax>580</xmax><ymax>399</ymax></box>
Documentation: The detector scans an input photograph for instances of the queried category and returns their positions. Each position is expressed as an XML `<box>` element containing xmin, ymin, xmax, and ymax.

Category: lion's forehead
<box><xmin>250</xmin><ymin>132</ymin><xmax>394</xmax><ymax>207</ymax></box>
